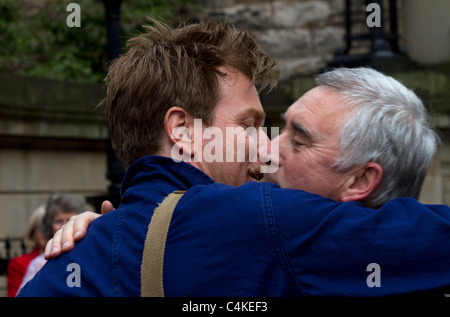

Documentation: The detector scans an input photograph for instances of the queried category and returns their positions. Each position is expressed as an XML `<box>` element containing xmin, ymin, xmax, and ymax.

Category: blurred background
<box><xmin>0</xmin><ymin>0</ymin><xmax>449</xmax><ymax>295</ymax></box>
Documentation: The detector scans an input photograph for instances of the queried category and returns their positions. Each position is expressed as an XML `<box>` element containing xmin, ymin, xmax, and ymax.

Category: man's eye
<box><xmin>242</xmin><ymin>122</ymin><xmax>255</xmax><ymax>129</ymax></box>
<box><xmin>291</xmin><ymin>139</ymin><xmax>304</xmax><ymax>147</ymax></box>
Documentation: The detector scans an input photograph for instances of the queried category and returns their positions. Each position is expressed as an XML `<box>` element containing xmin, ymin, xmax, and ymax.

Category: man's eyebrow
<box><xmin>291</xmin><ymin>120</ymin><xmax>314</xmax><ymax>142</ymax></box>
<box><xmin>237</xmin><ymin>108</ymin><xmax>266</xmax><ymax>123</ymax></box>
<box><xmin>280</xmin><ymin>112</ymin><xmax>314</xmax><ymax>141</ymax></box>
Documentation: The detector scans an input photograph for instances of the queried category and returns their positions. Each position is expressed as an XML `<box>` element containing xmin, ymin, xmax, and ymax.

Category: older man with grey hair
<box><xmin>267</xmin><ymin>67</ymin><xmax>438</xmax><ymax>208</ymax></box>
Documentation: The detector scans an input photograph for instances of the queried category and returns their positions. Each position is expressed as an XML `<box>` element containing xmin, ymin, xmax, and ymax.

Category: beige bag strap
<box><xmin>140</xmin><ymin>190</ymin><xmax>185</xmax><ymax>297</ymax></box>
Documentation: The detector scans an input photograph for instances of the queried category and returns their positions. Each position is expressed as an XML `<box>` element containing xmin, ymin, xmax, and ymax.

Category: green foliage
<box><xmin>0</xmin><ymin>0</ymin><xmax>201</xmax><ymax>83</ymax></box>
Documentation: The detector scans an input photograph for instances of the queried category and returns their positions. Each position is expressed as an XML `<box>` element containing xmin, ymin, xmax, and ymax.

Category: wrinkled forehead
<box><xmin>285</xmin><ymin>86</ymin><xmax>353</xmax><ymax>138</ymax></box>
<box><xmin>289</xmin><ymin>86</ymin><xmax>352</xmax><ymax>116</ymax></box>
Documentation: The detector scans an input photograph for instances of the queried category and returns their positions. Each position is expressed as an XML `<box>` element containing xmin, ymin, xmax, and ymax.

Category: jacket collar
<box><xmin>121</xmin><ymin>155</ymin><xmax>214</xmax><ymax>196</ymax></box>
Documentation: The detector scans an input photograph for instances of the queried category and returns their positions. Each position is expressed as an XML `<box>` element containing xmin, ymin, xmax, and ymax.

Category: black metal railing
<box><xmin>329</xmin><ymin>0</ymin><xmax>405</xmax><ymax>69</ymax></box>
<box><xmin>0</xmin><ymin>237</ymin><xmax>27</xmax><ymax>276</ymax></box>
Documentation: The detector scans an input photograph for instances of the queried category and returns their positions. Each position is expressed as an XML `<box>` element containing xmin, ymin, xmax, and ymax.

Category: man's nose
<box><xmin>256</xmin><ymin>128</ymin><xmax>272</xmax><ymax>165</ymax></box>
<box><xmin>258</xmin><ymin>130</ymin><xmax>281</xmax><ymax>174</ymax></box>
<box><xmin>267</xmin><ymin>133</ymin><xmax>281</xmax><ymax>167</ymax></box>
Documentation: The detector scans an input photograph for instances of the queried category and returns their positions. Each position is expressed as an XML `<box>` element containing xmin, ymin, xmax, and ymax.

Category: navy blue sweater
<box><xmin>19</xmin><ymin>156</ymin><xmax>450</xmax><ymax>296</ymax></box>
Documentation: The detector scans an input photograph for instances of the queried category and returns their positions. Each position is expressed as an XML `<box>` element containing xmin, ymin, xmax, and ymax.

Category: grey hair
<box><xmin>316</xmin><ymin>67</ymin><xmax>439</xmax><ymax>208</ymax></box>
<box><xmin>40</xmin><ymin>192</ymin><xmax>85</xmax><ymax>240</ymax></box>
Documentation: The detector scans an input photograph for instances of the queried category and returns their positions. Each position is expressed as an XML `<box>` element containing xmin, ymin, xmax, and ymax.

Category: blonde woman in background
<box><xmin>16</xmin><ymin>192</ymin><xmax>84</xmax><ymax>295</ymax></box>
<box><xmin>6</xmin><ymin>205</ymin><xmax>46</xmax><ymax>297</ymax></box>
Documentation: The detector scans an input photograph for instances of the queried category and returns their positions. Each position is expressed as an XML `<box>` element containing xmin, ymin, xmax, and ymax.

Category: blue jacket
<box><xmin>18</xmin><ymin>156</ymin><xmax>450</xmax><ymax>296</ymax></box>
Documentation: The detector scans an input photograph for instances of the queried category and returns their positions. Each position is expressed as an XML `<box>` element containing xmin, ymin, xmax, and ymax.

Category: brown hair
<box><xmin>101</xmin><ymin>19</ymin><xmax>276</xmax><ymax>168</ymax></box>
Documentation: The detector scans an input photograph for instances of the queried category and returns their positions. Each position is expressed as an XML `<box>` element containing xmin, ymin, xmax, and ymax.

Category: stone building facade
<box><xmin>201</xmin><ymin>0</ymin><xmax>348</xmax><ymax>80</ymax></box>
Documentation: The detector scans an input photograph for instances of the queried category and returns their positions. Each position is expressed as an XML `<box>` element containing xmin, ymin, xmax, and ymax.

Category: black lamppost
<box><xmin>102</xmin><ymin>0</ymin><xmax>125</xmax><ymax>195</ymax></box>
<box><xmin>369</xmin><ymin>0</ymin><xmax>395</xmax><ymax>58</ymax></box>
<box><xmin>87</xmin><ymin>0</ymin><xmax>124</xmax><ymax>212</ymax></box>
<box><xmin>102</xmin><ymin>0</ymin><xmax>123</xmax><ymax>62</ymax></box>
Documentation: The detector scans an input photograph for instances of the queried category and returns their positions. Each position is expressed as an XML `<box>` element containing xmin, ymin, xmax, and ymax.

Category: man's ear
<box><xmin>340</xmin><ymin>162</ymin><xmax>383</xmax><ymax>203</ymax></box>
<box><xmin>164</xmin><ymin>107</ymin><xmax>196</xmax><ymax>160</ymax></box>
